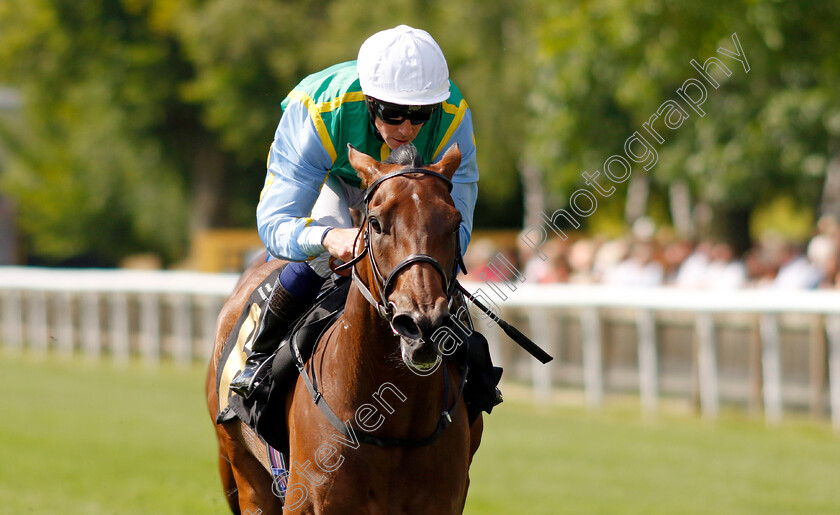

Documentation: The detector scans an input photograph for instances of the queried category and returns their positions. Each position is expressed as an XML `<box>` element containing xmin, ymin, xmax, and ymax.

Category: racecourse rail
<box><xmin>2</xmin><ymin>266</ymin><xmax>840</xmax><ymax>432</ymax></box>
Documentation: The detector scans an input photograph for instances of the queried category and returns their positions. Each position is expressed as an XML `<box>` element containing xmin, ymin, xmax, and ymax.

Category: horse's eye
<box><xmin>369</xmin><ymin>217</ymin><xmax>382</xmax><ymax>234</ymax></box>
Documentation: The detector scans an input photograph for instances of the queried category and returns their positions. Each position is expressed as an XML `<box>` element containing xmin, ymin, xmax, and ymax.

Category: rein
<box><xmin>300</xmin><ymin>166</ymin><xmax>469</xmax><ymax>448</ymax></box>
<box><xmin>293</xmin><ymin>337</ymin><xmax>468</xmax><ymax>448</ymax></box>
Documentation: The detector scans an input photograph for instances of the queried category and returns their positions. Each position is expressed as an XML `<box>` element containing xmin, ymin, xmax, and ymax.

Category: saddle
<box><xmin>215</xmin><ymin>270</ymin><xmax>502</xmax><ymax>455</ymax></box>
<box><xmin>216</xmin><ymin>271</ymin><xmax>350</xmax><ymax>453</ymax></box>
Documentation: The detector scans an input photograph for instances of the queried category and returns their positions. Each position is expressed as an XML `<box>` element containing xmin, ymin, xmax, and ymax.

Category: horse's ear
<box><xmin>431</xmin><ymin>144</ymin><xmax>461</xmax><ymax>181</ymax></box>
<box><xmin>348</xmin><ymin>144</ymin><xmax>381</xmax><ymax>187</ymax></box>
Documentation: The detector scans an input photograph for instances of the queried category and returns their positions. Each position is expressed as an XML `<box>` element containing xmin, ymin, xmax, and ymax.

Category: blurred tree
<box><xmin>18</xmin><ymin>0</ymin><xmax>837</xmax><ymax>264</ymax></box>
<box><xmin>431</xmin><ymin>0</ymin><xmax>540</xmax><ymax>229</ymax></box>
<box><xmin>173</xmin><ymin>0</ymin><xmax>331</xmax><ymax>237</ymax></box>
<box><xmin>0</xmin><ymin>0</ymin><xmax>534</xmax><ymax>265</ymax></box>
<box><xmin>0</xmin><ymin>0</ymin><xmax>201</xmax><ymax>264</ymax></box>
<box><xmin>528</xmin><ymin>0</ymin><xmax>840</xmax><ymax>249</ymax></box>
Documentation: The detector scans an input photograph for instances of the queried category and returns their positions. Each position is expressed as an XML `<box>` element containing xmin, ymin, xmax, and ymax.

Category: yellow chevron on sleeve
<box><xmin>259</xmin><ymin>144</ymin><xmax>275</xmax><ymax>200</ymax></box>
<box><xmin>303</xmin><ymin>214</ymin><xmax>319</xmax><ymax>262</ymax></box>
<box><xmin>434</xmin><ymin>99</ymin><xmax>468</xmax><ymax>159</ymax></box>
<box><xmin>259</xmin><ymin>174</ymin><xmax>275</xmax><ymax>200</ymax></box>
<box><xmin>287</xmin><ymin>89</ymin><xmax>337</xmax><ymax>162</ymax></box>
<box><xmin>318</xmin><ymin>91</ymin><xmax>366</xmax><ymax>113</ymax></box>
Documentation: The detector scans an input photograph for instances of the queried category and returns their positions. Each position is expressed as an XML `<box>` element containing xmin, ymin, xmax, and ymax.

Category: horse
<box><xmin>206</xmin><ymin>143</ymin><xmax>483</xmax><ymax>514</ymax></box>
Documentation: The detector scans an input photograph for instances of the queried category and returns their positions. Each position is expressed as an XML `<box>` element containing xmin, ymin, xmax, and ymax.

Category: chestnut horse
<box><xmin>206</xmin><ymin>144</ymin><xmax>483</xmax><ymax>514</ymax></box>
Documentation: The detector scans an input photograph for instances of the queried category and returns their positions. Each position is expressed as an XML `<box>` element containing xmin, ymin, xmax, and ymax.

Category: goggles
<box><xmin>366</xmin><ymin>97</ymin><xmax>439</xmax><ymax>125</ymax></box>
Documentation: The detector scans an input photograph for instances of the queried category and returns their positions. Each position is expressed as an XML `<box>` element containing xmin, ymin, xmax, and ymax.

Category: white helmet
<box><xmin>357</xmin><ymin>25</ymin><xmax>450</xmax><ymax>106</ymax></box>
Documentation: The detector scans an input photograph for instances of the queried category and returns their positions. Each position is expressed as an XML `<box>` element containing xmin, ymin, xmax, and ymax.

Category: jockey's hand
<box><xmin>322</xmin><ymin>227</ymin><xmax>359</xmax><ymax>263</ymax></box>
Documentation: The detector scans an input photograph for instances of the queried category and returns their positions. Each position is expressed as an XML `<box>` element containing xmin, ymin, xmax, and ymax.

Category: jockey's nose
<box><xmin>396</xmin><ymin>119</ymin><xmax>412</xmax><ymax>137</ymax></box>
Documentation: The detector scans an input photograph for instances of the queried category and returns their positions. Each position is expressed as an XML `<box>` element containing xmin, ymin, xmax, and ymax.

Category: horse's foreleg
<box><xmin>468</xmin><ymin>414</ymin><xmax>483</xmax><ymax>463</ymax></box>
<box><xmin>216</xmin><ymin>441</ymin><xmax>241</xmax><ymax>514</ymax></box>
<box><xmin>459</xmin><ymin>414</ymin><xmax>484</xmax><ymax>513</ymax></box>
<box><xmin>208</xmin><ymin>360</ymin><xmax>242</xmax><ymax>514</ymax></box>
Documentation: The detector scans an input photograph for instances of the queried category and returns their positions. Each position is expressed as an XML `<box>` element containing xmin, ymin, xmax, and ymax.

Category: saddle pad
<box><xmin>215</xmin><ymin>266</ymin><xmax>283</xmax><ymax>423</ymax></box>
<box><xmin>216</xmin><ymin>272</ymin><xmax>351</xmax><ymax>453</ymax></box>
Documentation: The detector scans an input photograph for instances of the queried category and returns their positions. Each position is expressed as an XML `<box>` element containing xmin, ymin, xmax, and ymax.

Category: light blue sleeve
<box><xmin>434</xmin><ymin>107</ymin><xmax>479</xmax><ymax>256</ymax></box>
<box><xmin>256</xmin><ymin>100</ymin><xmax>334</xmax><ymax>261</ymax></box>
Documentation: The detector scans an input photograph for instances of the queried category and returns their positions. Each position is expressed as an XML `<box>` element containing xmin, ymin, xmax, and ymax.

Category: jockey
<box><xmin>230</xmin><ymin>25</ymin><xmax>479</xmax><ymax>395</ymax></box>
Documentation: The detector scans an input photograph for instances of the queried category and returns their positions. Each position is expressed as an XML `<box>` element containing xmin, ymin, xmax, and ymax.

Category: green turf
<box><xmin>0</xmin><ymin>350</ymin><xmax>227</xmax><ymax>514</ymax></box>
<box><xmin>466</xmin><ymin>401</ymin><xmax>840</xmax><ymax>514</ymax></box>
<box><xmin>2</xmin><ymin>349</ymin><xmax>839</xmax><ymax>514</ymax></box>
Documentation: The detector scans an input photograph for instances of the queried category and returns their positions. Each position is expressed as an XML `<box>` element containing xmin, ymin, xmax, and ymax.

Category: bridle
<box><xmin>293</xmin><ymin>165</ymin><xmax>470</xmax><ymax>449</ymax></box>
<box><xmin>333</xmin><ymin>167</ymin><xmax>467</xmax><ymax>332</ymax></box>
<box><xmin>292</xmin><ymin>163</ymin><xmax>549</xmax><ymax>451</ymax></box>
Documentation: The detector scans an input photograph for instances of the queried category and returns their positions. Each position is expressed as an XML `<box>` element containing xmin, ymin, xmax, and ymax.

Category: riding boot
<box><xmin>230</xmin><ymin>280</ymin><xmax>308</xmax><ymax>397</ymax></box>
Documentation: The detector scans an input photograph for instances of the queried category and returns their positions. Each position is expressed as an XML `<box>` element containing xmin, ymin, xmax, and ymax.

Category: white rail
<box><xmin>2</xmin><ymin>266</ymin><xmax>839</xmax><ymax>431</ymax></box>
<box><xmin>0</xmin><ymin>267</ymin><xmax>237</xmax><ymax>365</ymax></box>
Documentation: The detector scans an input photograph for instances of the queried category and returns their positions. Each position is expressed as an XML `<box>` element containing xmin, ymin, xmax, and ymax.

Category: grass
<box><xmin>0</xmin><ymin>350</ymin><xmax>226</xmax><ymax>514</ymax></box>
<box><xmin>466</xmin><ymin>400</ymin><xmax>840</xmax><ymax>514</ymax></box>
<box><xmin>2</xmin><ymin>349</ymin><xmax>839</xmax><ymax>514</ymax></box>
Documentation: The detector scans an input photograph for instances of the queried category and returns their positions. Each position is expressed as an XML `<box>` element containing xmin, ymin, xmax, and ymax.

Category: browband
<box><xmin>363</xmin><ymin>168</ymin><xmax>453</xmax><ymax>203</ymax></box>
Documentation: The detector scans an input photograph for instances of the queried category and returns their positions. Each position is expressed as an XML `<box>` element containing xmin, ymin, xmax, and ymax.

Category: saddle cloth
<box><xmin>215</xmin><ymin>270</ymin><xmax>351</xmax><ymax>454</ymax></box>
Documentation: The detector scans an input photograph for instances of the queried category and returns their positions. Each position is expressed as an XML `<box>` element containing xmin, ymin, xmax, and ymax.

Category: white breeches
<box><xmin>306</xmin><ymin>174</ymin><xmax>365</xmax><ymax>277</ymax></box>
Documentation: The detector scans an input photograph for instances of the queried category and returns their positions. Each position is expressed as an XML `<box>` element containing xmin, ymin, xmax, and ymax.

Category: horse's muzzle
<box><xmin>391</xmin><ymin>313</ymin><xmax>423</xmax><ymax>341</ymax></box>
<box><xmin>392</xmin><ymin>308</ymin><xmax>448</xmax><ymax>367</ymax></box>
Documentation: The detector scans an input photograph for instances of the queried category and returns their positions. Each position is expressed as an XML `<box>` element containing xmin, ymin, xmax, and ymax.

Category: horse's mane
<box><xmin>384</xmin><ymin>144</ymin><xmax>424</xmax><ymax>167</ymax></box>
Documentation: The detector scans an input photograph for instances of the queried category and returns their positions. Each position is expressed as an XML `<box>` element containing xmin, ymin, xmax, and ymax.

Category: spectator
<box><xmin>743</xmin><ymin>244</ymin><xmax>776</xmax><ymax>287</ymax></box>
<box><xmin>604</xmin><ymin>241</ymin><xmax>663</xmax><ymax>287</ymax></box>
<box><xmin>542</xmin><ymin>238</ymin><xmax>571</xmax><ymax>283</ymax></box>
<box><xmin>662</xmin><ymin>239</ymin><xmax>694</xmax><ymax>284</ymax></box>
<box><xmin>462</xmin><ymin>238</ymin><xmax>496</xmax><ymax>283</ymax></box>
<box><xmin>773</xmin><ymin>243</ymin><xmax>823</xmax><ymax>289</ymax></box>
<box><xmin>675</xmin><ymin>241</ymin><xmax>711</xmax><ymax>288</ymax></box>
<box><xmin>568</xmin><ymin>237</ymin><xmax>599</xmax><ymax>283</ymax></box>
<box><xmin>704</xmin><ymin>242</ymin><xmax>747</xmax><ymax>289</ymax></box>
<box><xmin>592</xmin><ymin>238</ymin><xmax>629</xmax><ymax>283</ymax></box>
<box><xmin>523</xmin><ymin>237</ymin><xmax>569</xmax><ymax>283</ymax></box>
<box><xmin>808</xmin><ymin>214</ymin><xmax>839</xmax><ymax>288</ymax></box>
<box><xmin>461</xmin><ymin>217</ymin><xmax>840</xmax><ymax>290</ymax></box>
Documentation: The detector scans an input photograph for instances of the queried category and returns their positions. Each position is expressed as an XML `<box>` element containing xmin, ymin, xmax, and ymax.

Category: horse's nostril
<box><xmin>391</xmin><ymin>314</ymin><xmax>422</xmax><ymax>341</ymax></box>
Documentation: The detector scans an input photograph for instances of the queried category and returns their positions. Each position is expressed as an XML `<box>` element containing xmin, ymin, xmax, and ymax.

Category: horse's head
<box><xmin>346</xmin><ymin>143</ymin><xmax>463</xmax><ymax>371</ymax></box>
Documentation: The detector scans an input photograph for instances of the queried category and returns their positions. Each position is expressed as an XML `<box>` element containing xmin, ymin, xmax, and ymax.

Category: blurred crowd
<box><xmin>463</xmin><ymin>215</ymin><xmax>840</xmax><ymax>290</ymax></box>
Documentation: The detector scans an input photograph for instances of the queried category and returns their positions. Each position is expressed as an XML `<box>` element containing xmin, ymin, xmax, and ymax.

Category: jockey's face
<box><xmin>374</xmin><ymin>116</ymin><xmax>424</xmax><ymax>150</ymax></box>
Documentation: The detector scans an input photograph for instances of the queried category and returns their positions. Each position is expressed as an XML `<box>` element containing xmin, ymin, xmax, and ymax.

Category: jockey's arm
<box><xmin>257</xmin><ymin>100</ymin><xmax>334</xmax><ymax>262</ymax></box>
<box><xmin>441</xmin><ymin>106</ymin><xmax>479</xmax><ymax>257</ymax></box>
<box><xmin>257</xmin><ymin>97</ymin><xmax>480</xmax><ymax>263</ymax></box>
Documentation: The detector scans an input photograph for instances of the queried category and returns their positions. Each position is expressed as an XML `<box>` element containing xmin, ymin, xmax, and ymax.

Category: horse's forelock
<box><xmin>384</xmin><ymin>144</ymin><xmax>424</xmax><ymax>168</ymax></box>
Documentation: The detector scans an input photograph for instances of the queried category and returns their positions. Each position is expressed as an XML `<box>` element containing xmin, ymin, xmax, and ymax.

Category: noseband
<box><xmin>334</xmin><ymin>167</ymin><xmax>467</xmax><ymax>330</ymax></box>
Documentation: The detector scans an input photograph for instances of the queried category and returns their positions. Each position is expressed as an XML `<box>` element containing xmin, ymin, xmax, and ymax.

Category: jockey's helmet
<box><xmin>357</xmin><ymin>25</ymin><xmax>450</xmax><ymax>106</ymax></box>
